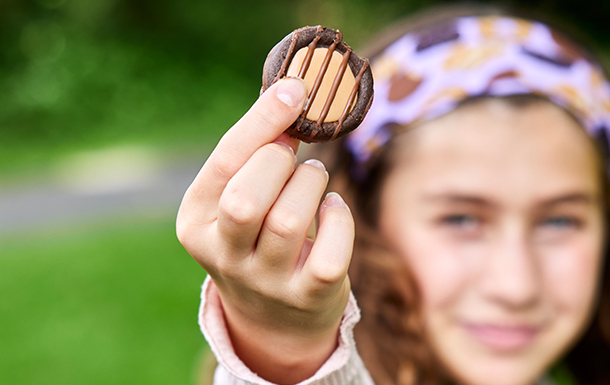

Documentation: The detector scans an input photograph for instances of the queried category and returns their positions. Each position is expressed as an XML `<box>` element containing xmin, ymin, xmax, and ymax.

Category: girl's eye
<box><xmin>540</xmin><ymin>216</ymin><xmax>580</xmax><ymax>229</ymax></box>
<box><xmin>441</xmin><ymin>214</ymin><xmax>479</xmax><ymax>228</ymax></box>
<box><xmin>438</xmin><ymin>214</ymin><xmax>483</xmax><ymax>238</ymax></box>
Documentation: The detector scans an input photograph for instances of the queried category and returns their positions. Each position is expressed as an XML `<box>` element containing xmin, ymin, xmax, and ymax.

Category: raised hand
<box><xmin>176</xmin><ymin>78</ymin><xmax>355</xmax><ymax>384</ymax></box>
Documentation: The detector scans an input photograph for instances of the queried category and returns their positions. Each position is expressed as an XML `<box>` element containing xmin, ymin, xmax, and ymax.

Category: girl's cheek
<box><xmin>402</xmin><ymin>226</ymin><xmax>477</xmax><ymax>308</ymax></box>
<box><xmin>542</xmin><ymin>237</ymin><xmax>603</xmax><ymax>319</ymax></box>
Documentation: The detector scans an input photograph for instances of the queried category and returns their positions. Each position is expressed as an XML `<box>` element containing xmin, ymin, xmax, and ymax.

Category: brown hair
<box><xmin>311</xmin><ymin>4</ymin><xmax>610</xmax><ymax>384</ymax></box>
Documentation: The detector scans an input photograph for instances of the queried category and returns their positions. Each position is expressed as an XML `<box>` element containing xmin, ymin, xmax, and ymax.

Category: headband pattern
<box><xmin>346</xmin><ymin>16</ymin><xmax>610</xmax><ymax>177</ymax></box>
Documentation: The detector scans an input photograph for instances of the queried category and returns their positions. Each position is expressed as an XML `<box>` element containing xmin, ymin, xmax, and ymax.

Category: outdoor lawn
<box><xmin>0</xmin><ymin>214</ymin><xmax>208</xmax><ymax>385</ymax></box>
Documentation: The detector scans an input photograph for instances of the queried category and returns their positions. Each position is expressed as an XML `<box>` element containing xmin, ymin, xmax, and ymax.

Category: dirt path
<box><xmin>0</xmin><ymin>150</ymin><xmax>204</xmax><ymax>235</ymax></box>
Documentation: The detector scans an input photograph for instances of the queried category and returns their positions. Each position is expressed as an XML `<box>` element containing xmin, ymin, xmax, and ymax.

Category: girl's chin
<box><xmin>436</xmin><ymin>327</ymin><xmax>548</xmax><ymax>385</ymax></box>
<box><xmin>449</xmin><ymin>360</ymin><xmax>543</xmax><ymax>385</ymax></box>
<box><xmin>428</xmin><ymin>317</ymin><xmax>566</xmax><ymax>385</ymax></box>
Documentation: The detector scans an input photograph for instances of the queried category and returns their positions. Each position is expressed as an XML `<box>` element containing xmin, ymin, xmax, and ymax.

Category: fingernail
<box><xmin>324</xmin><ymin>192</ymin><xmax>350</xmax><ymax>212</ymax></box>
<box><xmin>276</xmin><ymin>78</ymin><xmax>307</xmax><ymax>107</ymax></box>
<box><xmin>304</xmin><ymin>158</ymin><xmax>326</xmax><ymax>172</ymax></box>
<box><xmin>273</xmin><ymin>141</ymin><xmax>295</xmax><ymax>156</ymax></box>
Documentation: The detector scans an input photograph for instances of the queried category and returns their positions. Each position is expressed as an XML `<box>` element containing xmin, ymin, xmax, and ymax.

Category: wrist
<box><xmin>222</xmin><ymin>299</ymin><xmax>342</xmax><ymax>384</ymax></box>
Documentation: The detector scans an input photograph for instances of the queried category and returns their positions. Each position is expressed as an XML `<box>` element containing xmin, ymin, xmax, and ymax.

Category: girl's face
<box><xmin>379</xmin><ymin>99</ymin><xmax>606</xmax><ymax>385</ymax></box>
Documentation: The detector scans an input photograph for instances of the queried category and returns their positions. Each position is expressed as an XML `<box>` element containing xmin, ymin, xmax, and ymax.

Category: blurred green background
<box><xmin>1</xmin><ymin>0</ymin><xmax>608</xmax><ymax>384</ymax></box>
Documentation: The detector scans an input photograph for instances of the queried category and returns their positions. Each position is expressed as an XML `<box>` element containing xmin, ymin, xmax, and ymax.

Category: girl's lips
<box><xmin>463</xmin><ymin>323</ymin><xmax>539</xmax><ymax>351</ymax></box>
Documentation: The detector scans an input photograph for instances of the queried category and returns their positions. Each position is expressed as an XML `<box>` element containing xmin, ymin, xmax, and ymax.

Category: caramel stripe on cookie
<box><xmin>335</xmin><ymin>60</ymin><xmax>369</xmax><ymax>139</ymax></box>
<box><xmin>275</xmin><ymin>31</ymin><xmax>299</xmax><ymax>83</ymax></box>
<box><xmin>317</xmin><ymin>49</ymin><xmax>352</xmax><ymax>126</ymax></box>
<box><xmin>296</xmin><ymin>32</ymin><xmax>341</xmax><ymax>133</ymax></box>
<box><xmin>298</xmin><ymin>27</ymin><xmax>324</xmax><ymax>78</ymax></box>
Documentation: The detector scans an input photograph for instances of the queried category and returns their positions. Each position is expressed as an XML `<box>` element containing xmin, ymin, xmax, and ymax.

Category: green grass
<box><xmin>0</xmin><ymin>214</ymin><xmax>209</xmax><ymax>385</ymax></box>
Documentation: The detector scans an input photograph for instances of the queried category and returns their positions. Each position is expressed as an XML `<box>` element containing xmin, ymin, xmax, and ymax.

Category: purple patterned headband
<box><xmin>345</xmin><ymin>16</ymin><xmax>610</xmax><ymax>178</ymax></box>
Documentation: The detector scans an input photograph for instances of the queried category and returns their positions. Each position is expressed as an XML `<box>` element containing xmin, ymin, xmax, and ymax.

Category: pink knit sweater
<box><xmin>198</xmin><ymin>276</ymin><xmax>375</xmax><ymax>384</ymax></box>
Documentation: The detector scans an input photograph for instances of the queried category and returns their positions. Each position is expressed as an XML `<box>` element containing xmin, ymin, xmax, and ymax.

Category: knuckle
<box><xmin>265</xmin><ymin>208</ymin><xmax>302</xmax><ymax>239</ymax></box>
<box><xmin>310</xmin><ymin>263</ymin><xmax>345</xmax><ymax>287</ymax></box>
<box><xmin>176</xmin><ymin>216</ymin><xmax>201</xmax><ymax>253</ymax></box>
<box><xmin>209</xmin><ymin>147</ymin><xmax>241</xmax><ymax>181</ymax></box>
<box><xmin>176</xmin><ymin>226</ymin><xmax>217</xmax><ymax>272</ymax></box>
<box><xmin>175</xmin><ymin>221</ymin><xmax>192</xmax><ymax>248</ymax></box>
<box><xmin>219</xmin><ymin>190</ymin><xmax>261</xmax><ymax>226</ymax></box>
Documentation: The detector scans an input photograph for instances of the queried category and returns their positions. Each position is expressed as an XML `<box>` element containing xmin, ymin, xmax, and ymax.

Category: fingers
<box><xmin>274</xmin><ymin>132</ymin><xmax>301</xmax><ymax>155</ymax></box>
<box><xmin>256</xmin><ymin>159</ymin><xmax>329</xmax><ymax>272</ymax></box>
<box><xmin>180</xmin><ymin>78</ymin><xmax>307</xmax><ymax>225</ymax></box>
<box><xmin>217</xmin><ymin>142</ymin><xmax>297</xmax><ymax>253</ymax></box>
<box><xmin>299</xmin><ymin>192</ymin><xmax>354</xmax><ymax>294</ymax></box>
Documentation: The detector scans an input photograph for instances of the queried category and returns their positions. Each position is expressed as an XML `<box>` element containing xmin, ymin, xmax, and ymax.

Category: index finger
<box><xmin>180</xmin><ymin>77</ymin><xmax>307</xmax><ymax>223</ymax></box>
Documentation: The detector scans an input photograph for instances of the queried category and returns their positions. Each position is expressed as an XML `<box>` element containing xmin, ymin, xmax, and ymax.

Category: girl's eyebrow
<box><xmin>538</xmin><ymin>193</ymin><xmax>595</xmax><ymax>208</ymax></box>
<box><xmin>422</xmin><ymin>192</ymin><xmax>596</xmax><ymax>207</ymax></box>
<box><xmin>422</xmin><ymin>193</ymin><xmax>495</xmax><ymax>207</ymax></box>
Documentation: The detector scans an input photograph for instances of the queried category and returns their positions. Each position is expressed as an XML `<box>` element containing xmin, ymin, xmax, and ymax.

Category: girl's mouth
<box><xmin>463</xmin><ymin>323</ymin><xmax>540</xmax><ymax>352</ymax></box>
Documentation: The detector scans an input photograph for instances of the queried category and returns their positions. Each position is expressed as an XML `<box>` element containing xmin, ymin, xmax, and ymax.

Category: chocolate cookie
<box><xmin>262</xmin><ymin>26</ymin><xmax>374</xmax><ymax>143</ymax></box>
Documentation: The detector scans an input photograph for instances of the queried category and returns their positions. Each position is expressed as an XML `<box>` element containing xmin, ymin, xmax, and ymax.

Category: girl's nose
<box><xmin>479</xmin><ymin>228</ymin><xmax>541</xmax><ymax>309</ymax></box>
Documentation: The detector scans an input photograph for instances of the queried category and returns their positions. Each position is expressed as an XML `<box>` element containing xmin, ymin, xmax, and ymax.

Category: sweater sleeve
<box><xmin>198</xmin><ymin>276</ymin><xmax>375</xmax><ymax>385</ymax></box>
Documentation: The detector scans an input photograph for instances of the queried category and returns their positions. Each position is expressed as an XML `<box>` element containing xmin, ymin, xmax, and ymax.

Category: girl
<box><xmin>177</xmin><ymin>5</ymin><xmax>610</xmax><ymax>385</ymax></box>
